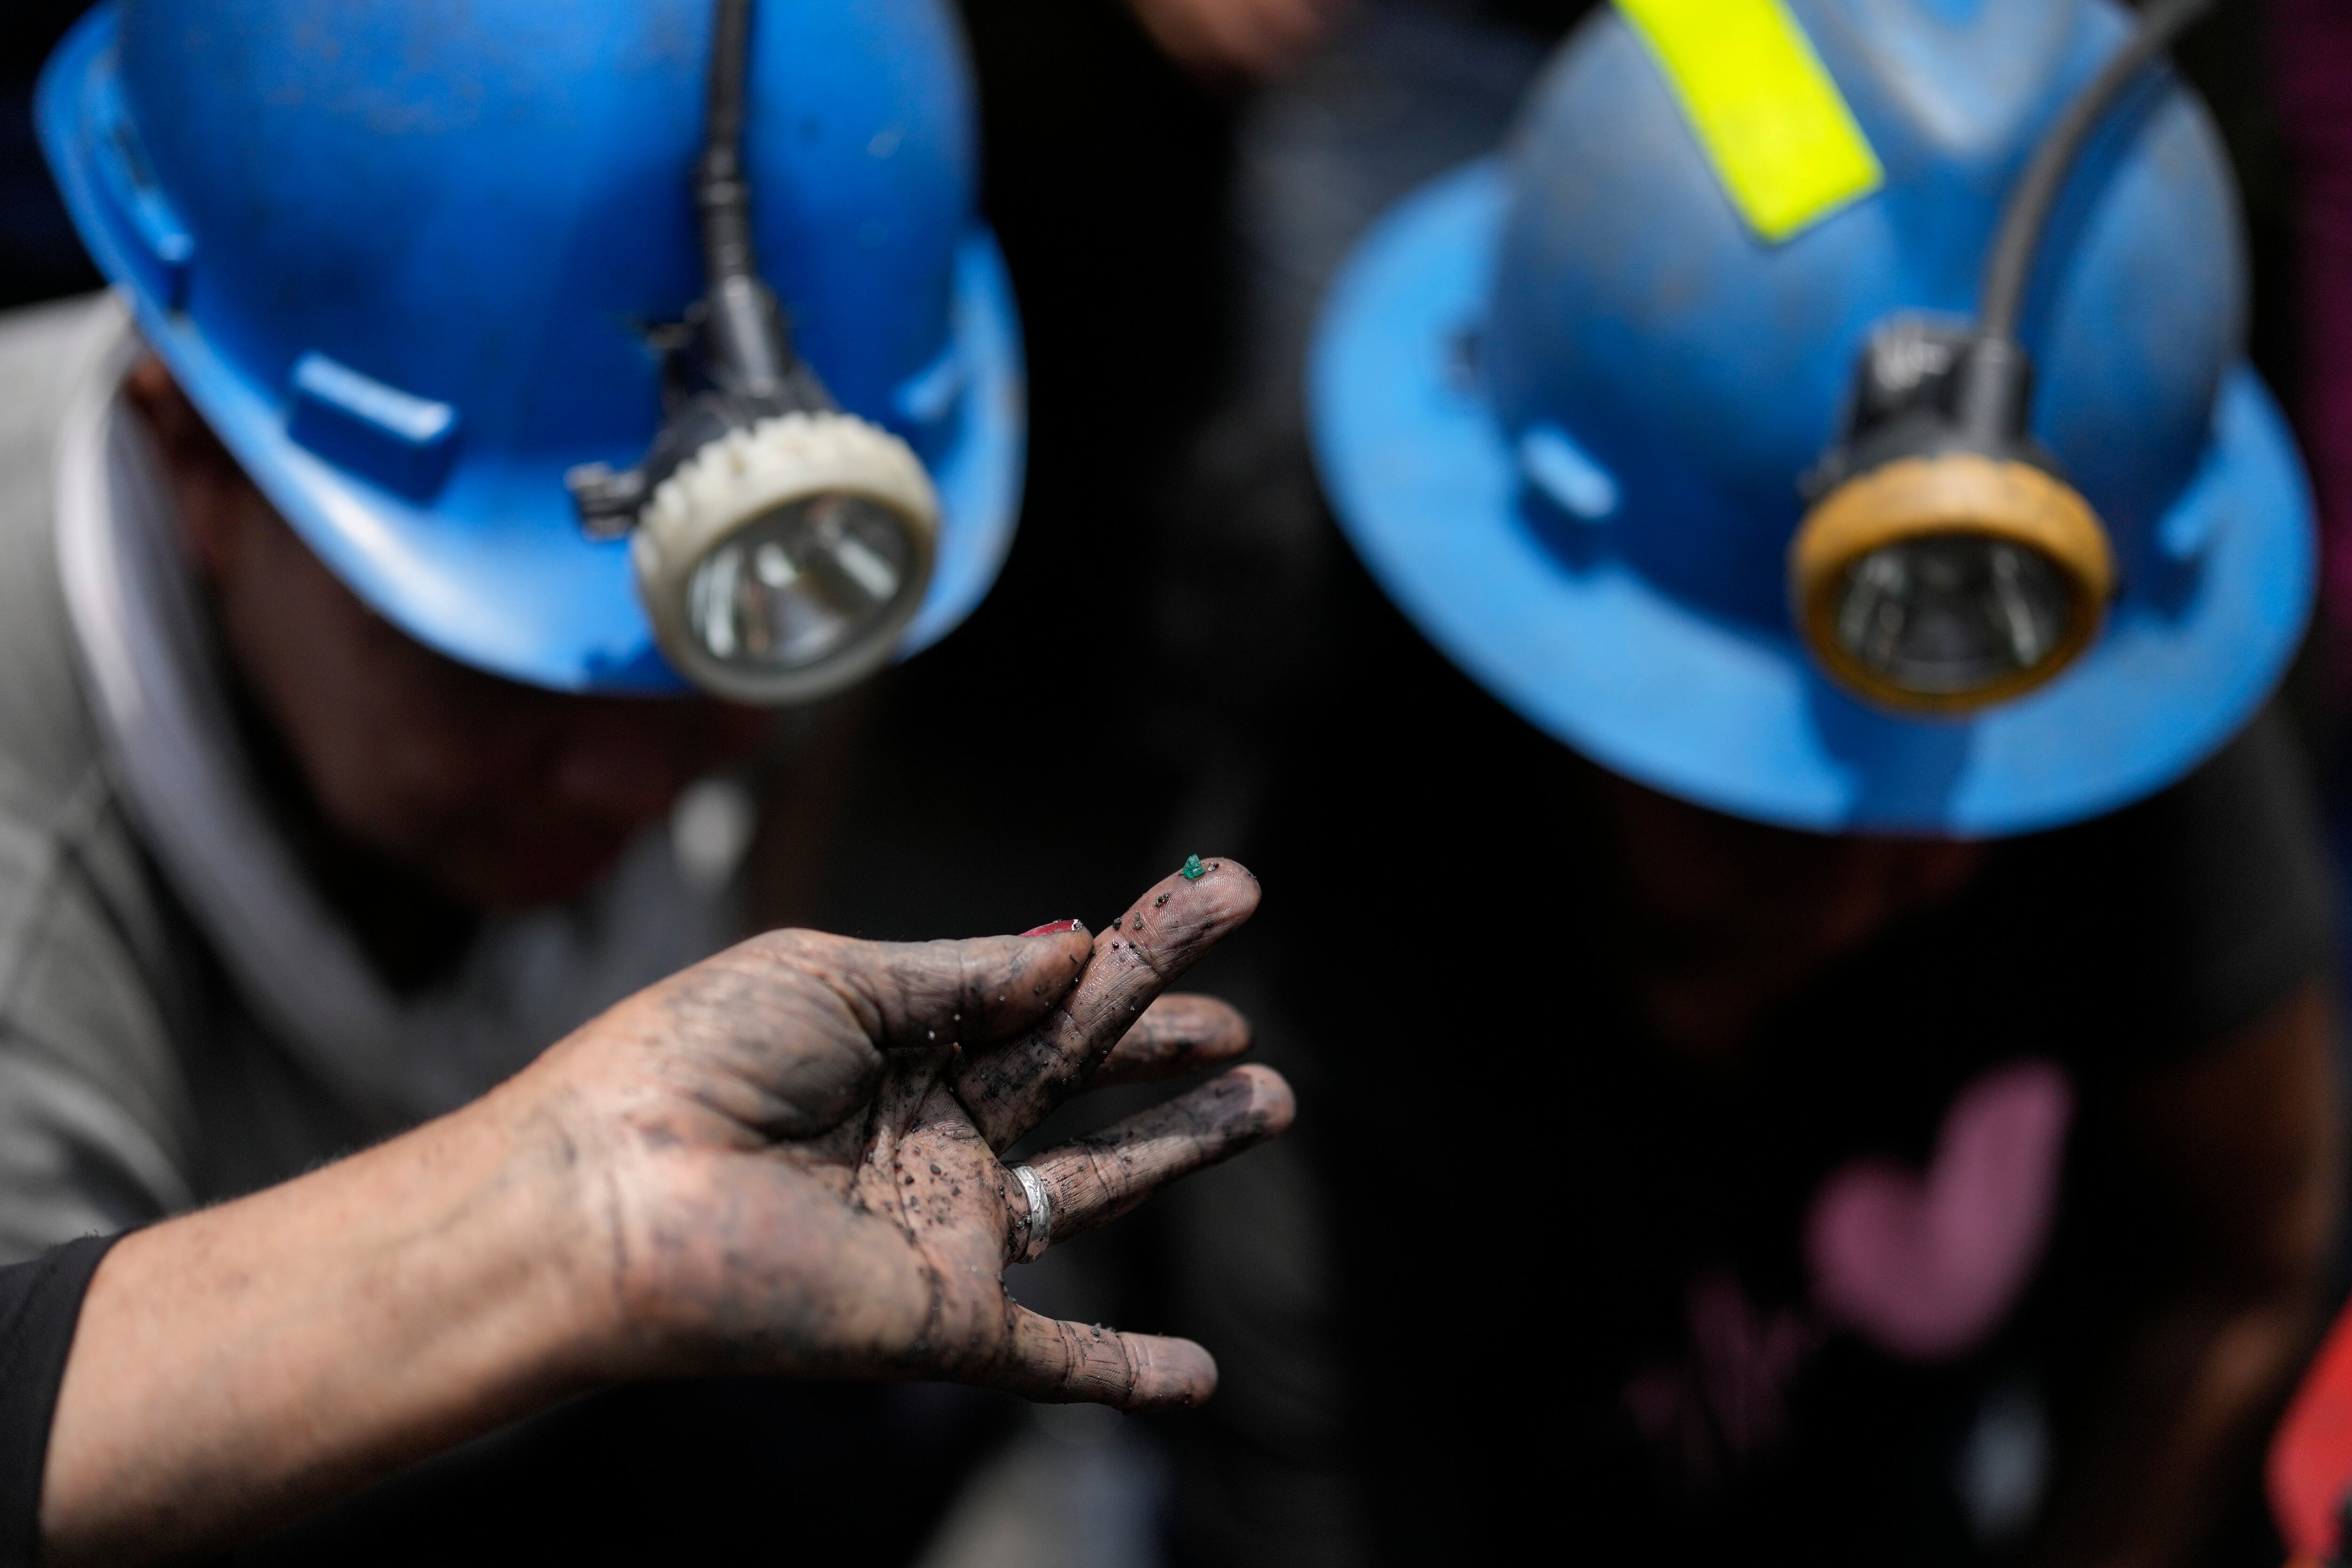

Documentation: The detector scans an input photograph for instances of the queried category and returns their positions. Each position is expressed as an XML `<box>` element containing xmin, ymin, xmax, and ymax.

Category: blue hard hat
<box><xmin>1309</xmin><ymin>0</ymin><xmax>2313</xmax><ymax>836</ymax></box>
<box><xmin>39</xmin><ymin>0</ymin><xmax>1024</xmax><ymax>696</ymax></box>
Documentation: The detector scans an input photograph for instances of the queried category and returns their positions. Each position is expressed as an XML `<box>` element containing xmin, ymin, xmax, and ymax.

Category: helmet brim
<box><xmin>39</xmin><ymin>5</ymin><xmax>1024</xmax><ymax>698</ymax></box>
<box><xmin>1309</xmin><ymin>161</ymin><xmax>2315</xmax><ymax>837</ymax></box>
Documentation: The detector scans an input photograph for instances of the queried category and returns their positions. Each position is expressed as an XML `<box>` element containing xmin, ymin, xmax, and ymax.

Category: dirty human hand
<box><xmin>1122</xmin><ymin>0</ymin><xmax>1347</xmax><ymax>79</ymax></box>
<box><xmin>575</xmin><ymin>855</ymin><xmax>1283</xmax><ymax>1403</ymax></box>
<box><xmin>41</xmin><ymin>859</ymin><xmax>1281</xmax><ymax>1566</ymax></box>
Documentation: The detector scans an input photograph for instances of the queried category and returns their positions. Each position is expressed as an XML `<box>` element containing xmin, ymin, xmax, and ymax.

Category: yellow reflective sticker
<box><xmin>1614</xmin><ymin>0</ymin><xmax>1883</xmax><ymax>243</ymax></box>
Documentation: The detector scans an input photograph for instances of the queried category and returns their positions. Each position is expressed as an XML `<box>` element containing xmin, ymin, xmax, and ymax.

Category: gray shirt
<box><xmin>0</xmin><ymin>293</ymin><xmax>743</xmax><ymax>1259</ymax></box>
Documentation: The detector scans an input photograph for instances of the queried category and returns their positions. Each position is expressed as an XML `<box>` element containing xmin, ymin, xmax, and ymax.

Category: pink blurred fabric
<box><xmin>1806</xmin><ymin>1061</ymin><xmax>2075</xmax><ymax>1361</ymax></box>
<box><xmin>2275</xmin><ymin>0</ymin><xmax>2352</xmax><ymax>685</ymax></box>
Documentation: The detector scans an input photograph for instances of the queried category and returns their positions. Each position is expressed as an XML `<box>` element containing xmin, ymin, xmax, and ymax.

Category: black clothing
<box><xmin>0</xmin><ymin>1233</ymin><xmax>117</xmax><ymax>1568</ymax></box>
<box><xmin>1232</xmin><ymin>559</ymin><xmax>2334</xmax><ymax>1566</ymax></box>
<box><xmin>241</xmin><ymin>1382</ymin><xmax>1009</xmax><ymax>1568</ymax></box>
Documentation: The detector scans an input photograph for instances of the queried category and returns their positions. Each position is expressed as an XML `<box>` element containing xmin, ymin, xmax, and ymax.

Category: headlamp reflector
<box><xmin>684</xmin><ymin>490</ymin><xmax>916</xmax><ymax>669</ymax></box>
<box><xmin>1791</xmin><ymin>453</ymin><xmax>2113</xmax><ymax>713</ymax></box>
<box><xmin>634</xmin><ymin>411</ymin><xmax>939</xmax><ymax>705</ymax></box>
<box><xmin>1830</xmin><ymin>534</ymin><xmax>2074</xmax><ymax>697</ymax></box>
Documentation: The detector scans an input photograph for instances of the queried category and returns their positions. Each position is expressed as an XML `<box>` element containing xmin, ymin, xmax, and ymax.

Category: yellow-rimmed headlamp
<box><xmin>1789</xmin><ymin>0</ymin><xmax>2209</xmax><ymax>715</ymax></box>
<box><xmin>1794</xmin><ymin>452</ymin><xmax>2112</xmax><ymax>712</ymax></box>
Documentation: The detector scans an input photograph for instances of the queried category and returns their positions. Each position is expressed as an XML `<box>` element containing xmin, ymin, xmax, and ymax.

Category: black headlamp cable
<box><xmin>1954</xmin><ymin>0</ymin><xmax>2220</xmax><ymax>453</ymax></box>
<box><xmin>562</xmin><ymin>0</ymin><xmax>943</xmax><ymax>707</ymax></box>
<box><xmin>568</xmin><ymin>0</ymin><xmax>835</xmax><ymax>535</ymax></box>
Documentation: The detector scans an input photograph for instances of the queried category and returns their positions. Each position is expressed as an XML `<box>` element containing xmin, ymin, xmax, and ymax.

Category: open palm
<box><xmin>556</xmin><ymin>856</ymin><xmax>1284</xmax><ymax>1407</ymax></box>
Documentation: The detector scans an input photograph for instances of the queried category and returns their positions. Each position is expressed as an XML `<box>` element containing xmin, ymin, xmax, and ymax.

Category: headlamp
<box><xmin>1793</xmin><ymin>329</ymin><xmax>2114</xmax><ymax>712</ymax></box>
<box><xmin>1791</xmin><ymin>0</ymin><xmax>2210</xmax><ymax>714</ymax></box>
<box><xmin>566</xmin><ymin>0</ymin><xmax>939</xmax><ymax>706</ymax></box>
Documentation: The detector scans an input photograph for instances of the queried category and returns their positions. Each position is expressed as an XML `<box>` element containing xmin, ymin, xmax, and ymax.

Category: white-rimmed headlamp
<box><xmin>567</xmin><ymin>0</ymin><xmax>938</xmax><ymax>706</ymax></box>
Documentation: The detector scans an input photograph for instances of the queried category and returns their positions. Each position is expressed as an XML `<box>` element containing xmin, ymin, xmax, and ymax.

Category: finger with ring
<box><xmin>1007</xmin><ymin>1162</ymin><xmax>1053</xmax><ymax>1264</ymax></box>
<box><xmin>1015</xmin><ymin>1065</ymin><xmax>1293</xmax><ymax>1249</ymax></box>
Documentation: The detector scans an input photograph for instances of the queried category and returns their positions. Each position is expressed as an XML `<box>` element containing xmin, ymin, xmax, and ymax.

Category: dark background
<box><xmin>0</xmin><ymin>1</ymin><xmax>101</xmax><ymax>310</ymax></box>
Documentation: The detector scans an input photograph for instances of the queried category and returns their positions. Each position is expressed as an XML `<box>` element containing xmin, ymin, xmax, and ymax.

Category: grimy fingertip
<box><xmin>997</xmin><ymin>1307</ymin><xmax>1219</xmax><ymax>1410</ymax></box>
<box><xmin>1113</xmin><ymin>1334</ymin><xmax>1219</xmax><ymax>1410</ymax></box>
<box><xmin>1087</xmin><ymin>993</ymin><xmax>1253</xmax><ymax>1089</ymax></box>
<box><xmin>1101</xmin><ymin>854</ymin><xmax>1261</xmax><ymax>972</ymax></box>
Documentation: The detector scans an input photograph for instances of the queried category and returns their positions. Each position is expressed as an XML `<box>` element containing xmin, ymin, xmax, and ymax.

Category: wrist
<box><xmin>451</xmin><ymin>1066</ymin><xmax>638</xmax><ymax>1386</ymax></box>
<box><xmin>40</xmin><ymin>1070</ymin><xmax>625</xmax><ymax>1561</ymax></box>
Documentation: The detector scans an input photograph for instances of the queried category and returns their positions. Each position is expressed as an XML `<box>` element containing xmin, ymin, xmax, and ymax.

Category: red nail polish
<box><xmin>1022</xmin><ymin>919</ymin><xmax>1084</xmax><ymax>937</ymax></box>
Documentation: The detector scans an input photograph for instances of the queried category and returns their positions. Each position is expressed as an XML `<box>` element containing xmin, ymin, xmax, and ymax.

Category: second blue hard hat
<box><xmin>40</xmin><ymin>0</ymin><xmax>1024</xmax><ymax>697</ymax></box>
<box><xmin>1310</xmin><ymin>0</ymin><xmax>2312</xmax><ymax>836</ymax></box>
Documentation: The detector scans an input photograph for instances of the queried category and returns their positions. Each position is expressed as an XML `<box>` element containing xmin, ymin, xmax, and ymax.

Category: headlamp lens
<box><xmin>1830</xmin><ymin>534</ymin><xmax>2075</xmax><ymax>698</ymax></box>
<box><xmin>684</xmin><ymin>491</ymin><xmax>917</xmax><ymax>674</ymax></box>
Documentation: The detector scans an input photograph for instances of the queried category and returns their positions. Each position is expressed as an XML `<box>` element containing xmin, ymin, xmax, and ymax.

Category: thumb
<box><xmin>598</xmin><ymin>924</ymin><xmax>1095</xmax><ymax>1140</ymax></box>
<box><xmin>787</xmin><ymin>925</ymin><xmax>1101</xmax><ymax>1051</ymax></box>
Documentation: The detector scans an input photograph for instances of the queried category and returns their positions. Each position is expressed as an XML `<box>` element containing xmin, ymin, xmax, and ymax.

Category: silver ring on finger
<box><xmin>1008</xmin><ymin>1164</ymin><xmax>1052</xmax><ymax>1263</ymax></box>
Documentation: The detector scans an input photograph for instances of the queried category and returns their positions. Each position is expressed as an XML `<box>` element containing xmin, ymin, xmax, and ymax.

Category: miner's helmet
<box><xmin>39</xmin><ymin>0</ymin><xmax>1025</xmax><ymax>704</ymax></box>
<box><xmin>1308</xmin><ymin>0</ymin><xmax>2314</xmax><ymax>836</ymax></box>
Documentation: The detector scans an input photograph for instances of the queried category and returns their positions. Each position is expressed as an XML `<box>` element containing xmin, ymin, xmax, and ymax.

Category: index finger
<box><xmin>952</xmin><ymin>857</ymin><xmax>1260</xmax><ymax>1148</ymax></box>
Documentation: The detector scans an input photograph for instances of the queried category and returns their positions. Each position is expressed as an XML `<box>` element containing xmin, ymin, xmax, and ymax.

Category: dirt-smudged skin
<box><xmin>1031</xmin><ymin>1065</ymin><xmax>1292</xmax><ymax>1240</ymax></box>
<box><xmin>951</xmin><ymin>858</ymin><xmax>1263</xmax><ymax>1147</ymax></box>
<box><xmin>1083</xmin><ymin>993</ymin><xmax>1254</xmax><ymax>1090</ymax></box>
<box><xmin>556</xmin><ymin>856</ymin><xmax>1286</xmax><ymax>1409</ymax></box>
